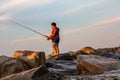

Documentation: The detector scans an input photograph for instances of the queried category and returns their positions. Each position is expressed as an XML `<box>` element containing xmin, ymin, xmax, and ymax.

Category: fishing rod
<box><xmin>9</xmin><ymin>20</ymin><xmax>47</xmax><ymax>37</ymax></box>
<box><xmin>0</xmin><ymin>12</ymin><xmax>47</xmax><ymax>37</ymax></box>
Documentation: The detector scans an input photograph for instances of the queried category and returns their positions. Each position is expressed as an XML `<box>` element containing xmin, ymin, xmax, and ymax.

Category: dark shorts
<box><xmin>52</xmin><ymin>39</ymin><xmax>60</xmax><ymax>47</ymax></box>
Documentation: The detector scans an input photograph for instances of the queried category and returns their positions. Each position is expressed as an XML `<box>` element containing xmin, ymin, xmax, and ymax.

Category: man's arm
<box><xmin>48</xmin><ymin>29</ymin><xmax>58</xmax><ymax>39</ymax></box>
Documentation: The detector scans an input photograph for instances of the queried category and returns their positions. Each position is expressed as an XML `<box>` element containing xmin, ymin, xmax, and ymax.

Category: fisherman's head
<box><xmin>51</xmin><ymin>22</ymin><xmax>56</xmax><ymax>29</ymax></box>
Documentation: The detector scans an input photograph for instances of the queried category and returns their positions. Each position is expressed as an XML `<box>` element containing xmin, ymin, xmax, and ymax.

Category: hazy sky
<box><xmin>0</xmin><ymin>0</ymin><xmax>120</xmax><ymax>56</ymax></box>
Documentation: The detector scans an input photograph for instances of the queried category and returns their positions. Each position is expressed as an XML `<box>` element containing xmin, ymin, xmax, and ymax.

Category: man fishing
<box><xmin>46</xmin><ymin>22</ymin><xmax>60</xmax><ymax>56</ymax></box>
<box><xmin>8</xmin><ymin>20</ymin><xmax>60</xmax><ymax>56</ymax></box>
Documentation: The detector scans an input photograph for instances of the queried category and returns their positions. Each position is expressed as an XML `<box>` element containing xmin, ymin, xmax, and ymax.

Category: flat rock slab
<box><xmin>77</xmin><ymin>55</ymin><xmax>120</xmax><ymax>74</ymax></box>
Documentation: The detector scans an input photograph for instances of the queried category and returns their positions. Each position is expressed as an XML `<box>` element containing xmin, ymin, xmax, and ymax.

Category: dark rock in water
<box><xmin>46</xmin><ymin>53</ymin><xmax>78</xmax><ymax>75</ymax></box>
<box><xmin>55</xmin><ymin>53</ymin><xmax>73</xmax><ymax>61</ymax></box>
<box><xmin>46</xmin><ymin>62</ymin><xmax>54</xmax><ymax>68</ymax></box>
<box><xmin>0</xmin><ymin>66</ymin><xmax>62</xmax><ymax>80</ymax></box>
<box><xmin>61</xmin><ymin>69</ymin><xmax>120</xmax><ymax>80</ymax></box>
<box><xmin>77</xmin><ymin>55</ymin><xmax>120</xmax><ymax>75</ymax></box>
<box><xmin>14</xmin><ymin>50</ymin><xmax>46</xmax><ymax>68</ymax></box>
<box><xmin>61</xmin><ymin>72</ymin><xmax>120</xmax><ymax>80</ymax></box>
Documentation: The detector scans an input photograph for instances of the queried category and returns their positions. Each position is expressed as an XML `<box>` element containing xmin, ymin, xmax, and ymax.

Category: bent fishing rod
<box><xmin>9</xmin><ymin>20</ymin><xmax>47</xmax><ymax>37</ymax></box>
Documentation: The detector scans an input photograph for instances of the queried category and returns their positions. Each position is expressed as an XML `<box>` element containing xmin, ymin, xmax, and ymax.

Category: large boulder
<box><xmin>0</xmin><ymin>56</ymin><xmax>30</xmax><ymax>78</ymax></box>
<box><xmin>0</xmin><ymin>66</ymin><xmax>62</xmax><ymax>80</ymax></box>
<box><xmin>77</xmin><ymin>55</ymin><xmax>120</xmax><ymax>74</ymax></box>
<box><xmin>14</xmin><ymin>50</ymin><xmax>46</xmax><ymax>68</ymax></box>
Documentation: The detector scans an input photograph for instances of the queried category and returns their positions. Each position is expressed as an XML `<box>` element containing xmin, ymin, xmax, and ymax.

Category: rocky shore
<box><xmin>0</xmin><ymin>46</ymin><xmax>120</xmax><ymax>80</ymax></box>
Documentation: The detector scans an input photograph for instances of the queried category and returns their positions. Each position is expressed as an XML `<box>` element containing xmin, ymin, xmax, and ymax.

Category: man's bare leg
<box><xmin>52</xmin><ymin>46</ymin><xmax>59</xmax><ymax>56</ymax></box>
<box><xmin>55</xmin><ymin>46</ymin><xmax>59</xmax><ymax>54</ymax></box>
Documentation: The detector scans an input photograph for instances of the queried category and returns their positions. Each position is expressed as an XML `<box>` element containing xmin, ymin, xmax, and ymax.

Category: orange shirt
<box><xmin>48</xmin><ymin>28</ymin><xmax>58</xmax><ymax>39</ymax></box>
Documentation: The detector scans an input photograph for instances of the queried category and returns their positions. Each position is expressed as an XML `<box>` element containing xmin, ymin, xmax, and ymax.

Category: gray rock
<box><xmin>0</xmin><ymin>58</ymin><xmax>30</xmax><ymax>78</ymax></box>
<box><xmin>77</xmin><ymin>55</ymin><xmax>120</xmax><ymax>75</ymax></box>
<box><xmin>0</xmin><ymin>50</ymin><xmax>46</xmax><ymax>78</ymax></box>
<box><xmin>60</xmin><ymin>73</ymin><xmax>120</xmax><ymax>80</ymax></box>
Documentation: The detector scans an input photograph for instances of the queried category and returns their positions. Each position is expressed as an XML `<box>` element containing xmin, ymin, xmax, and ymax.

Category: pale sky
<box><xmin>0</xmin><ymin>0</ymin><xmax>120</xmax><ymax>56</ymax></box>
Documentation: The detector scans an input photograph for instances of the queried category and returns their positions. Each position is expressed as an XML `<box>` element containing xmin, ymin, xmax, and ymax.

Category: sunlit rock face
<box><xmin>115</xmin><ymin>48</ymin><xmax>120</xmax><ymax>54</ymax></box>
<box><xmin>77</xmin><ymin>55</ymin><xmax>120</xmax><ymax>75</ymax></box>
<box><xmin>70</xmin><ymin>47</ymin><xmax>97</xmax><ymax>59</ymax></box>
<box><xmin>0</xmin><ymin>51</ymin><xmax>46</xmax><ymax>78</ymax></box>
<box><xmin>14</xmin><ymin>50</ymin><xmax>46</xmax><ymax>68</ymax></box>
<box><xmin>80</xmin><ymin>47</ymin><xmax>96</xmax><ymax>54</ymax></box>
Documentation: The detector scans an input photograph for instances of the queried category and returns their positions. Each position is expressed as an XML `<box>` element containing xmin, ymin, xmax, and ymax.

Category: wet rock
<box><xmin>61</xmin><ymin>69</ymin><xmax>120</xmax><ymax>80</ymax></box>
<box><xmin>77</xmin><ymin>55</ymin><xmax>120</xmax><ymax>75</ymax></box>
<box><xmin>48</xmin><ymin>60</ymin><xmax>79</xmax><ymax>75</ymax></box>
<box><xmin>14</xmin><ymin>50</ymin><xmax>46</xmax><ymax>68</ymax></box>
<box><xmin>0</xmin><ymin>66</ymin><xmax>62</xmax><ymax>80</ymax></box>
<box><xmin>61</xmin><ymin>73</ymin><xmax>120</xmax><ymax>80</ymax></box>
<box><xmin>45</xmin><ymin>53</ymin><xmax>78</xmax><ymax>75</ymax></box>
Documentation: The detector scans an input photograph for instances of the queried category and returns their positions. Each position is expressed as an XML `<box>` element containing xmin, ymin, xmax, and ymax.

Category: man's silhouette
<box><xmin>46</xmin><ymin>22</ymin><xmax>60</xmax><ymax>56</ymax></box>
